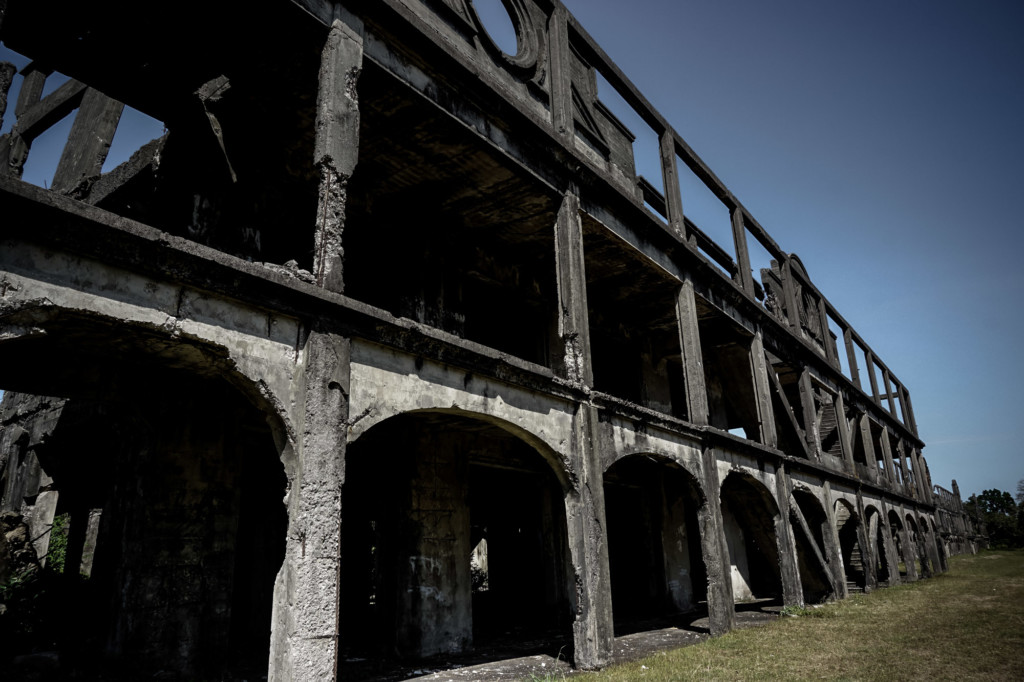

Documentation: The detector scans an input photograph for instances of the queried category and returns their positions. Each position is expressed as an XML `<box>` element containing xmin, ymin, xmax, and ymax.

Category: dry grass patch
<box><xmin>551</xmin><ymin>550</ymin><xmax>1024</xmax><ymax>682</ymax></box>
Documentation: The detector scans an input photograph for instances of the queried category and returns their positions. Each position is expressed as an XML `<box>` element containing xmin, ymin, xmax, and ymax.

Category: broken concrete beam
<box><xmin>313</xmin><ymin>19</ymin><xmax>363</xmax><ymax>293</ymax></box>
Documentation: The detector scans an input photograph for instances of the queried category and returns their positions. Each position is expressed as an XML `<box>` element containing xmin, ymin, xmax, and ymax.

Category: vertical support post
<box><xmin>858</xmin><ymin>415</ymin><xmax>877</xmax><ymax>478</ymax></box>
<box><xmin>878</xmin><ymin>503</ymin><xmax>901</xmax><ymax>586</ymax></box>
<box><xmin>895</xmin><ymin>441</ymin><xmax>911</xmax><ymax>495</ymax></box>
<box><xmin>313</xmin><ymin>18</ymin><xmax>363</xmax><ymax>293</ymax></box>
<box><xmin>876</xmin><ymin>427</ymin><xmax>897</xmax><ymax>487</ymax></box>
<box><xmin>780</xmin><ymin>258</ymin><xmax>802</xmax><ymax>334</ymax></box>
<box><xmin>659</xmin><ymin>131</ymin><xmax>685</xmax><ymax>240</ymax></box>
<box><xmin>700</xmin><ymin>447</ymin><xmax>736</xmax><ymax>635</ymax></box>
<box><xmin>750</xmin><ymin>331</ymin><xmax>777</xmax><ymax>448</ymax></box>
<box><xmin>912</xmin><ymin>448</ymin><xmax>929</xmax><ymax>501</ymax></box>
<box><xmin>903</xmin><ymin>390</ymin><xmax>919</xmax><ymax>436</ymax></box>
<box><xmin>676</xmin><ymin>277</ymin><xmax>733</xmax><ymax>633</ymax></box>
<box><xmin>833</xmin><ymin>392</ymin><xmax>855</xmax><ymax>474</ymax></box>
<box><xmin>797</xmin><ymin>369</ymin><xmax>819</xmax><ymax>459</ymax></box>
<box><xmin>270</xmin><ymin>329</ymin><xmax>350</xmax><ymax>682</ymax></box>
<box><xmin>553</xmin><ymin>189</ymin><xmax>612</xmax><ymax>668</ymax></box>
<box><xmin>864</xmin><ymin>350</ymin><xmax>881</xmax><ymax>406</ymax></box>
<box><xmin>554</xmin><ymin>190</ymin><xmax>593</xmax><ymax>386</ymax></box>
<box><xmin>676</xmin><ymin>275</ymin><xmax>707</xmax><ymax>425</ymax></box>
<box><xmin>730</xmin><ymin>206</ymin><xmax>755</xmax><ymax>294</ymax></box>
<box><xmin>548</xmin><ymin>5</ymin><xmax>572</xmax><ymax>139</ymax></box>
<box><xmin>896</xmin><ymin>383</ymin><xmax>912</xmax><ymax>428</ymax></box>
<box><xmin>844</xmin><ymin>329</ymin><xmax>861</xmax><ymax>390</ymax></box>
<box><xmin>882</xmin><ymin>370</ymin><xmax>897</xmax><ymax>417</ymax></box>
<box><xmin>817</xmin><ymin>298</ymin><xmax>838</xmax><ymax>366</ymax></box>
<box><xmin>773</xmin><ymin>464</ymin><xmax>804</xmax><ymax>606</ymax></box>
<box><xmin>854</xmin><ymin>492</ymin><xmax>878</xmax><ymax>592</ymax></box>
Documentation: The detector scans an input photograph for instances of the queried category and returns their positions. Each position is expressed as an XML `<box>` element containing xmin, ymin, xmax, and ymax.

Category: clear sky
<box><xmin>2</xmin><ymin>1</ymin><xmax>1023</xmax><ymax>500</ymax></box>
<box><xmin>559</xmin><ymin>0</ymin><xmax>1024</xmax><ymax>500</ymax></box>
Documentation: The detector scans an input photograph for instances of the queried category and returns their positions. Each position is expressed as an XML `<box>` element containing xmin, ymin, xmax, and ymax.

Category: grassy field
<box><xmin>553</xmin><ymin>550</ymin><xmax>1024</xmax><ymax>681</ymax></box>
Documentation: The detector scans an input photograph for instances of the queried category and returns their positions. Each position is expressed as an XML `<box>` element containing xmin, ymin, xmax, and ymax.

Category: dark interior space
<box><xmin>342</xmin><ymin>62</ymin><xmax>561</xmax><ymax>367</ymax></box>
<box><xmin>582</xmin><ymin>215</ymin><xmax>687</xmax><ymax>418</ymax></box>
<box><xmin>790</xmin><ymin>489</ymin><xmax>834</xmax><ymax>603</ymax></box>
<box><xmin>835</xmin><ymin>500</ymin><xmax>865</xmax><ymax>592</ymax></box>
<box><xmin>697</xmin><ymin>302</ymin><xmax>760</xmax><ymax>440</ymax></box>
<box><xmin>604</xmin><ymin>455</ymin><xmax>707</xmax><ymax>629</ymax></box>
<box><xmin>340</xmin><ymin>412</ymin><xmax>573</xmax><ymax>676</ymax></box>
<box><xmin>720</xmin><ymin>472</ymin><xmax>782</xmax><ymax>600</ymax></box>
<box><xmin>0</xmin><ymin>374</ymin><xmax>287</xmax><ymax>679</ymax></box>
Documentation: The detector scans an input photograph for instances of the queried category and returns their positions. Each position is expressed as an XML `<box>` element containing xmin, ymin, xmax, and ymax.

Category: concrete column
<box><xmin>554</xmin><ymin>190</ymin><xmax>593</xmax><ymax>386</ymax></box>
<box><xmin>699</xmin><ymin>449</ymin><xmax>735</xmax><ymax>635</ymax></box>
<box><xmin>821</xmin><ymin>482</ymin><xmax>848</xmax><ymax>599</ymax></box>
<box><xmin>676</xmin><ymin>277</ymin><xmax>708</xmax><ymax>426</ymax></box>
<box><xmin>750</xmin><ymin>332</ymin><xmax>778</xmax><ymax>448</ymax></box>
<box><xmin>898</xmin><ymin>512</ymin><xmax>919</xmax><ymax>582</ymax></box>
<box><xmin>772</xmin><ymin>464</ymin><xmax>804</xmax><ymax>606</ymax></box>
<box><xmin>553</xmin><ymin>189</ymin><xmax>612</xmax><ymax>668</ymax></box>
<box><xmin>797</xmin><ymin>369</ymin><xmax>819</xmax><ymax>460</ymax></box>
<box><xmin>269</xmin><ymin>329</ymin><xmax>350</xmax><ymax>681</ymax></box>
<box><xmin>854</xmin><ymin>492</ymin><xmax>878</xmax><ymax>592</ymax></box>
<box><xmin>876</xmin><ymin>428</ymin><xmax>897</xmax><ymax>487</ymax></box>
<box><xmin>313</xmin><ymin>18</ymin><xmax>363</xmax><ymax>292</ymax></box>
<box><xmin>878</xmin><ymin>502</ymin><xmax>901</xmax><ymax>586</ymax></box>
<box><xmin>564</xmin><ymin>404</ymin><xmax>613</xmax><ymax>669</ymax></box>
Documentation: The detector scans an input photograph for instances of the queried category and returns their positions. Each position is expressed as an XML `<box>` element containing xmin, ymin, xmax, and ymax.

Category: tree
<box><xmin>967</xmin><ymin>489</ymin><xmax>1022</xmax><ymax>548</ymax></box>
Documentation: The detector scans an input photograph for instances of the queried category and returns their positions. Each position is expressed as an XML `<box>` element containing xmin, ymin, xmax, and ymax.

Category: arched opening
<box><xmin>834</xmin><ymin>500</ymin><xmax>866</xmax><ymax>592</ymax></box>
<box><xmin>339</xmin><ymin>411</ymin><xmax>573</xmax><ymax>673</ymax></box>
<box><xmin>790</xmin><ymin>489</ymin><xmax>834</xmax><ymax>604</ymax></box>
<box><xmin>0</xmin><ymin>323</ymin><xmax>289</xmax><ymax>679</ymax></box>
<box><xmin>719</xmin><ymin>472</ymin><xmax>782</xmax><ymax>605</ymax></box>
<box><xmin>865</xmin><ymin>507</ymin><xmax>891</xmax><ymax>586</ymax></box>
<box><xmin>919</xmin><ymin>517</ymin><xmax>936</xmax><ymax>576</ymax></box>
<box><xmin>887</xmin><ymin>510</ymin><xmax>908</xmax><ymax>578</ymax></box>
<box><xmin>603</xmin><ymin>454</ymin><xmax>707</xmax><ymax>631</ymax></box>
<box><xmin>905</xmin><ymin>515</ymin><xmax>925</xmax><ymax>577</ymax></box>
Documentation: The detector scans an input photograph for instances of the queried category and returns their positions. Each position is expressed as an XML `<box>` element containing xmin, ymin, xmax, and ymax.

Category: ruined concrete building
<box><xmin>0</xmin><ymin>0</ymin><xmax>985</xmax><ymax>679</ymax></box>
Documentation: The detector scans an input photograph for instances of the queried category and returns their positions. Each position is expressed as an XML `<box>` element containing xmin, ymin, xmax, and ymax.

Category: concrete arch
<box><xmin>603</xmin><ymin>453</ymin><xmax>708</xmax><ymax>629</ymax></box>
<box><xmin>347</xmin><ymin>343</ymin><xmax>576</xmax><ymax>486</ymax></box>
<box><xmin>0</xmin><ymin>299</ymin><xmax>298</xmax><ymax>472</ymax></box>
<box><xmin>905</xmin><ymin>514</ymin><xmax>929</xmax><ymax>578</ymax></box>
<box><xmin>864</xmin><ymin>505</ymin><xmax>893</xmax><ymax>587</ymax></box>
<box><xmin>0</xmin><ymin>305</ymin><xmax>292</xmax><ymax>677</ymax></box>
<box><xmin>834</xmin><ymin>499</ymin><xmax>866</xmax><ymax>592</ymax></box>
<box><xmin>339</xmin><ymin>410</ymin><xmax>575</xmax><ymax>666</ymax></box>
<box><xmin>360</xmin><ymin>406</ymin><xmax>574</xmax><ymax>494</ymax></box>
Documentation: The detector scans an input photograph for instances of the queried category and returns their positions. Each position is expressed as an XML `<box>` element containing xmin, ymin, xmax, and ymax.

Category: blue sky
<box><xmin>3</xmin><ymin>1</ymin><xmax>1023</xmax><ymax>500</ymax></box>
<box><xmin>559</xmin><ymin>0</ymin><xmax>1024</xmax><ymax>500</ymax></box>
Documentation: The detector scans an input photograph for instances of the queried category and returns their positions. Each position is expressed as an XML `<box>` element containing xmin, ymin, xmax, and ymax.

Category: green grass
<box><xmin>571</xmin><ymin>551</ymin><xmax>1024</xmax><ymax>681</ymax></box>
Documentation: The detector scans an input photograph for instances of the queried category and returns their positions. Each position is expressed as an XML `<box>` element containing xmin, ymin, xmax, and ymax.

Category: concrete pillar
<box><xmin>553</xmin><ymin>190</ymin><xmax>612</xmax><ymax>668</ymax></box>
<box><xmin>821</xmin><ymin>482</ymin><xmax>848</xmax><ymax>599</ymax></box>
<box><xmin>313</xmin><ymin>18</ymin><xmax>363</xmax><ymax>292</ymax></box>
<box><xmin>772</xmin><ymin>464</ymin><xmax>804</xmax><ymax>606</ymax></box>
<box><xmin>854</xmin><ymin>492</ymin><xmax>878</xmax><ymax>592</ymax></box>
<box><xmin>269</xmin><ymin>329</ymin><xmax>350</xmax><ymax>681</ymax></box>
<box><xmin>699</xmin><ymin>450</ymin><xmax>735</xmax><ymax>635</ymax></box>
<box><xmin>750</xmin><ymin>331</ymin><xmax>778</xmax><ymax>448</ymax></box>
<box><xmin>878</xmin><ymin>503</ymin><xmax>901</xmax><ymax>586</ymax></box>
<box><xmin>564</xmin><ymin>404</ymin><xmax>613</xmax><ymax>669</ymax></box>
